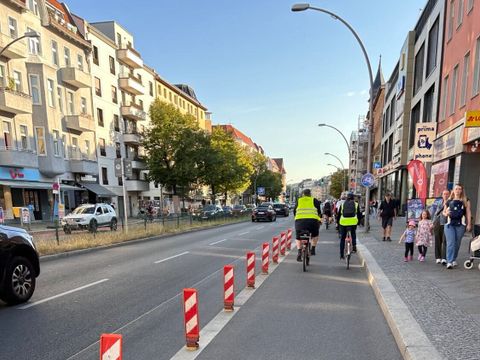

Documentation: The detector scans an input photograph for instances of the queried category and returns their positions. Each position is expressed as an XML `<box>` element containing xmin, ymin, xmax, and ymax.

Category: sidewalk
<box><xmin>359</xmin><ymin>218</ymin><xmax>480</xmax><ymax>359</ymax></box>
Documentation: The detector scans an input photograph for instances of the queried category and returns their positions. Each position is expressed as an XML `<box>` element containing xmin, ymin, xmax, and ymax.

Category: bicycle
<box><xmin>344</xmin><ymin>230</ymin><xmax>352</xmax><ymax>270</ymax></box>
<box><xmin>298</xmin><ymin>230</ymin><xmax>311</xmax><ymax>272</ymax></box>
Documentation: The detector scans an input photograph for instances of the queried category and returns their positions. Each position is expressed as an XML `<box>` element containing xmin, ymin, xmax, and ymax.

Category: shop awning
<box><xmin>0</xmin><ymin>181</ymin><xmax>82</xmax><ymax>191</ymax></box>
<box><xmin>80</xmin><ymin>183</ymin><xmax>116</xmax><ymax>197</ymax></box>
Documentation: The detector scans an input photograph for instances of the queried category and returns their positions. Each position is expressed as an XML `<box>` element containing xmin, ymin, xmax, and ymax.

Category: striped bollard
<box><xmin>183</xmin><ymin>288</ymin><xmax>200</xmax><ymax>350</ymax></box>
<box><xmin>280</xmin><ymin>232</ymin><xmax>286</xmax><ymax>256</ymax></box>
<box><xmin>100</xmin><ymin>334</ymin><xmax>122</xmax><ymax>360</ymax></box>
<box><xmin>224</xmin><ymin>265</ymin><xmax>234</xmax><ymax>312</ymax></box>
<box><xmin>262</xmin><ymin>242</ymin><xmax>269</xmax><ymax>274</ymax></box>
<box><xmin>287</xmin><ymin>228</ymin><xmax>293</xmax><ymax>250</ymax></box>
<box><xmin>272</xmin><ymin>236</ymin><xmax>279</xmax><ymax>264</ymax></box>
<box><xmin>246</xmin><ymin>252</ymin><xmax>255</xmax><ymax>288</ymax></box>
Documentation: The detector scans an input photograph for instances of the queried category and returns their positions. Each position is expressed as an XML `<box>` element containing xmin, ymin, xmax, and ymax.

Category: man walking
<box><xmin>378</xmin><ymin>193</ymin><xmax>396</xmax><ymax>241</ymax></box>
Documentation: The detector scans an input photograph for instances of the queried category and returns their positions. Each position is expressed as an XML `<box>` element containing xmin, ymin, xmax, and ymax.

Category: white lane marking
<box><xmin>19</xmin><ymin>279</ymin><xmax>109</xmax><ymax>310</ymax></box>
<box><xmin>238</xmin><ymin>231</ymin><xmax>249</xmax><ymax>236</ymax></box>
<box><xmin>209</xmin><ymin>238</ymin><xmax>229</xmax><ymax>246</ymax></box>
<box><xmin>154</xmin><ymin>251</ymin><xmax>189</xmax><ymax>264</ymax></box>
<box><xmin>257</xmin><ymin>226</ymin><xmax>265</xmax><ymax>230</ymax></box>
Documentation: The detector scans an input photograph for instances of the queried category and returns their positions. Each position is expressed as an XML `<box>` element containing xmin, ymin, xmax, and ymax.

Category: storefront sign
<box><xmin>407</xmin><ymin>198</ymin><xmax>424</xmax><ymax>223</ymax></box>
<box><xmin>0</xmin><ymin>167</ymin><xmax>40</xmax><ymax>181</ymax></box>
<box><xmin>429</xmin><ymin>160</ymin><xmax>449</xmax><ymax>198</ymax></box>
<box><xmin>414</xmin><ymin>122</ymin><xmax>436</xmax><ymax>162</ymax></box>
<box><xmin>465</xmin><ymin>140</ymin><xmax>480</xmax><ymax>153</ymax></box>
<box><xmin>407</xmin><ymin>160</ymin><xmax>428</xmax><ymax>201</ymax></box>
<box><xmin>80</xmin><ymin>175</ymin><xmax>97</xmax><ymax>182</ymax></box>
<box><xmin>465</xmin><ymin>110</ymin><xmax>480</xmax><ymax>128</ymax></box>
<box><xmin>433</xmin><ymin>125</ymin><xmax>464</xmax><ymax>162</ymax></box>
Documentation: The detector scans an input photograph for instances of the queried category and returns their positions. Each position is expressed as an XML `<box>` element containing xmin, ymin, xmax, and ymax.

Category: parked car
<box><xmin>232</xmin><ymin>204</ymin><xmax>247</xmax><ymax>216</ymax></box>
<box><xmin>273</xmin><ymin>203</ymin><xmax>289</xmax><ymax>217</ymax></box>
<box><xmin>0</xmin><ymin>225</ymin><xmax>40</xmax><ymax>305</ymax></box>
<box><xmin>62</xmin><ymin>204</ymin><xmax>117</xmax><ymax>233</ymax></box>
<box><xmin>199</xmin><ymin>204</ymin><xmax>224</xmax><ymax>219</ymax></box>
<box><xmin>222</xmin><ymin>206</ymin><xmax>233</xmax><ymax>217</ymax></box>
<box><xmin>252</xmin><ymin>204</ymin><xmax>277</xmax><ymax>222</ymax></box>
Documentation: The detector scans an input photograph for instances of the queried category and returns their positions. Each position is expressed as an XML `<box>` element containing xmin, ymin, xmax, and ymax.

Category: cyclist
<box><xmin>337</xmin><ymin>192</ymin><xmax>361</xmax><ymax>259</ymax></box>
<box><xmin>294</xmin><ymin>189</ymin><xmax>321</xmax><ymax>262</ymax></box>
<box><xmin>323</xmin><ymin>200</ymin><xmax>333</xmax><ymax>227</ymax></box>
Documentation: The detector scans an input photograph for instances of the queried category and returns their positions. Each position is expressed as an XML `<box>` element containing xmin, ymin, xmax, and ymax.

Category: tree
<box><xmin>256</xmin><ymin>170</ymin><xmax>283</xmax><ymax>201</ymax></box>
<box><xmin>144</xmin><ymin>100</ymin><xmax>205</xmax><ymax>195</ymax></box>
<box><xmin>330</xmin><ymin>170</ymin><xmax>348</xmax><ymax>199</ymax></box>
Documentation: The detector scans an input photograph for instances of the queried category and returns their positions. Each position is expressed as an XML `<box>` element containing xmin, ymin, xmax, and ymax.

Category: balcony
<box><xmin>65</xmin><ymin>114</ymin><xmax>95</xmax><ymax>133</ymax></box>
<box><xmin>121</xmin><ymin>103</ymin><xmax>146</xmax><ymax>121</ymax></box>
<box><xmin>117</xmin><ymin>46</ymin><xmax>143</xmax><ymax>69</ymax></box>
<box><xmin>118</xmin><ymin>74</ymin><xmax>144</xmax><ymax>95</ymax></box>
<box><xmin>0</xmin><ymin>146</ymin><xmax>38</xmax><ymax>168</ymax></box>
<box><xmin>0</xmin><ymin>88</ymin><xmax>32</xmax><ymax>114</ymax></box>
<box><xmin>130</xmin><ymin>158</ymin><xmax>147</xmax><ymax>170</ymax></box>
<box><xmin>59</xmin><ymin>67</ymin><xmax>91</xmax><ymax>88</ymax></box>
<box><xmin>69</xmin><ymin>149</ymin><xmax>98</xmax><ymax>175</ymax></box>
<box><xmin>0</xmin><ymin>32</ymin><xmax>27</xmax><ymax>59</ymax></box>
<box><xmin>123</xmin><ymin>132</ymin><xmax>142</xmax><ymax>145</ymax></box>
<box><xmin>125</xmin><ymin>179</ymin><xmax>149</xmax><ymax>192</ymax></box>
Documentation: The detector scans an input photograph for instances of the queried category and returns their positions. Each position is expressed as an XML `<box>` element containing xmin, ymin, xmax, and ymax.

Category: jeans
<box><xmin>444</xmin><ymin>224</ymin><xmax>466</xmax><ymax>263</ymax></box>
<box><xmin>340</xmin><ymin>225</ymin><xmax>357</xmax><ymax>256</ymax></box>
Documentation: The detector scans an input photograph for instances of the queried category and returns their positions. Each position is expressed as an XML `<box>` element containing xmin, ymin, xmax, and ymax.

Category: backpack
<box><xmin>324</xmin><ymin>202</ymin><xmax>331</xmax><ymax>211</ymax></box>
<box><xmin>448</xmin><ymin>200</ymin><xmax>465</xmax><ymax>226</ymax></box>
<box><xmin>342</xmin><ymin>200</ymin><xmax>356</xmax><ymax>218</ymax></box>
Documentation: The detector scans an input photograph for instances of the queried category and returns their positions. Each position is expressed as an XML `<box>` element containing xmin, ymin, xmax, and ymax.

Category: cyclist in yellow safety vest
<box><xmin>294</xmin><ymin>189</ymin><xmax>321</xmax><ymax>262</ymax></box>
<box><xmin>337</xmin><ymin>192</ymin><xmax>361</xmax><ymax>259</ymax></box>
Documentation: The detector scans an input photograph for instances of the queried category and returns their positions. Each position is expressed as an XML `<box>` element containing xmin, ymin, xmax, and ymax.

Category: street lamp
<box><xmin>0</xmin><ymin>31</ymin><xmax>40</xmax><ymax>58</ymax></box>
<box><xmin>318</xmin><ymin>123</ymin><xmax>350</xmax><ymax>153</ymax></box>
<box><xmin>327</xmin><ymin>163</ymin><xmax>345</xmax><ymax>192</ymax></box>
<box><xmin>293</xmin><ymin>4</ymin><xmax>375</xmax><ymax>231</ymax></box>
<box><xmin>325</xmin><ymin>153</ymin><xmax>347</xmax><ymax>192</ymax></box>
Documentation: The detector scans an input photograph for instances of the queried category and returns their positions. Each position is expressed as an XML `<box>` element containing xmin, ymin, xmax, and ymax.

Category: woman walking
<box><xmin>379</xmin><ymin>193</ymin><xmax>397</xmax><ymax>241</ymax></box>
<box><xmin>433</xmin><ymin>190</ymin><xmax>450</xmax><ymax>265</ymax></box>
<box><xmin>443</xmin><ymin>184</ymin><xmax>472</xmax><ymax>269</ymax></box>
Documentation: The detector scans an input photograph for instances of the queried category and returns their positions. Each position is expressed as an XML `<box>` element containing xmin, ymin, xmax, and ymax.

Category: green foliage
<box><xmin>330</xmin><ymin>170</ymin><xmax>348</xmax><ymax>199</ymax></box>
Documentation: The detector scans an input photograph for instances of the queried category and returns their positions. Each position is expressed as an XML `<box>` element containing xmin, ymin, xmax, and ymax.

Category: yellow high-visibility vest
<box><xmin>339</xmin><ymin>201</ymin><xmax>359</xmax><ymax>226</ymax></box>
<box><xmin>295</xmin><ymin>196</ymin><xmax>320</xmax><ymax>221</ymax></box>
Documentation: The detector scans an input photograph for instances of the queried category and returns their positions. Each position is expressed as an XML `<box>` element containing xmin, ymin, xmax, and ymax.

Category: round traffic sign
<box><xmin>361</xmin><ymin>173</ymin><xmax>375</xmax><ymax>188</ymax></box>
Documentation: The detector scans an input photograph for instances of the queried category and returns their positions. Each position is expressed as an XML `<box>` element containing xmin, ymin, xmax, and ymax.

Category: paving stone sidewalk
<box><xmin>360</xmin><ymin>217</ymin><xmax>480</xmax><ymax>360</ymax></box>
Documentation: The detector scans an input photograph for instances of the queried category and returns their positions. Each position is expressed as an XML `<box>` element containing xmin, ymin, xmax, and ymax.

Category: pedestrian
<box><xmin>443</xmin><ymin>184</ymin><xmax>472</xmax><ymax>269</ymax></box>
<box><xmin>378</xmin><ymin>193</ymin><xmax>397</xmax><ymax>241</ymax></box>
<box><xmin>433</xmin><ymin>190</ymin><xmax>450</xmax><ymax>265</ymax></box>
<box><xmin>399</xmin><ymin>220</ymin><xmax>416</xmax><ymax>262</ymax></box>
<box><xmin>415</xmin><ymin>210</ymin><xmax>433</xmax><ymax>262</ymax></box>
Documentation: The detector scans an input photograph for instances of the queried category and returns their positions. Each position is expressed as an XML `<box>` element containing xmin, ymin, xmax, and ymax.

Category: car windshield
<box><xmin>233</xmin><ymin>205</ymin><xmax>244</xmax><ymax>209</ymax></box>
<box><xmin>203</xmin><ymin>205</ymin><xmax>216</xmax><ymax>211</ymax></box>
<box><xmin>72</xmin><ymin>206</ymin><xmax>95</xmax><ymax>214</ymax></box>
<box><xmin>273</xmin><ymin>204</ymin><xmax>283</xmax><ymax>208</ymax></box>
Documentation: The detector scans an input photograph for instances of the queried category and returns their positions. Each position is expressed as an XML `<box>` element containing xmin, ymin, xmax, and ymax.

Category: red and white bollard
<box><xmin>224</xmin><ymin>265</ymin><xmax>234</xmax><ymax>311</ymax></box>
<box><xmin>287</xmin><ymin>228</ymin><xmax>293</xmax><ymax>250</ymax></box>
<box><xmin>280</xmin><ymin>232</ymin><xmax>286</xmax><ymax>256</ymax></box>
<box><xmin>183</xmin><ymin>288</ymin><xmax>200</xmax><ymax>350</ymax></box>
<box><xmin>100</xmin><ymin>333</ymin><xmax>122</xmax><ymax>360</ymax></box>
<box><xmin>262</xmin><ymin>242</ymin><xmax>269</xmax><ymax>274</ymax></box>
<box><xmin>272</xmin><ymin>236</ymin><xmax>279</xmax><ymax>264</ymax></box>
<box><xmin>246</xmin><ymin>252</ymin><xmax>255</xmax><ymax>288</ymax></box>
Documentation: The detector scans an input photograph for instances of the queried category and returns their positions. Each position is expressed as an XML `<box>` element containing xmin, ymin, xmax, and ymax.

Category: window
<box><xmin>27</xmin><ymin>28</ymin><xmax>41</xmax><ymax>55</ymax></box>
<box><xmin>71</xmin><ymin>136</ymin><xmax>78</xmax><ymax>157</ymax></box>
<box><xmin>164</xmin><ymin>88</ymin><xmax>167</xmax><ymax>98</ymax></box>
<box><xmin>450</xmin><ymin>65</ymin><xmax>459</xmax><ymax>114</ymax></box>
<box><xmin>19</xmin><ymin>125</ymin><xmax>28</xmax><ymax>150</ymax></box>
<box><xmin>84</xmin><ymin>140</ymin><xmax>90</xmax><ymax>157</ymax></box>
<box><xmin>97</xmin><ymin>108</ymin><xmax>104</xmax><ymax>127</ymax></box>
<box><xmin>423</xmin><ymin>85</ymin><xmax>435</xmax><ymax>122</ymax></box>
<box><xmin>81</xmin><ymin>97</ymin><xmax>87</xmax><ymax>114</ymax></box>
<box><xmin>57</xmin><ymin>87</ymin><xmax>64</xmax><ymax>113</ymax></box>
<box><xmin>390</xmin><ymin>100</ymin><xmax>396</xmax><ymax>128</ymax></box>
<box><xmin>102</xmin><ymin>167</ymin><xmax>109</xmax><ymax>185</ymax></box>
<box><xmin>99</xmin><ymin>138</ymin><xmax>106</xmax><ymax>156</ymax></box>
<box><xmin>409</xmin><ymin>103</ymin><xmax>421</xmax><ymax>148</ymax></box>
<box><xmin>47</xmin><ymin>79</ymin><xmax>55</xmax><ymax>107</ymax></box>
<box><xmin>115</xmin><ymin>142</ymin><xmax>121</xmax><ymax>158</ymax></box>
<box><xmin>457</xmin><ymin>0</ymin><xmax>464</xmax><ymax>27</ymax></box>
<box><xmin>460</xmin><ymin>52</ymin><xmax>470</xmax><ymax>106</ymax></box>
<box><xmin>53</xmin><ymin>130</ymin><xmax>60</xmax><ymax>156</ymax></box>
<box><xmin>441</xmin><ymin>76</ymin><xmax>449</xmax><ymax>120</ymax></box>
<box><xmin>93</xmin><ymin>46</ymin><xmax>99</xmax><ymax>65</ymax></box>
<box><xmin>139</xmin><ymin>99</ymin><xmax>144</xmax><ymax>110</ymax></box>
<box><xmin>51</xmin><ymin>40</ymin><xmax>59</xmax><ymax>66</ymax></box>
<box><xmin>149</xmin><ymin>81</ymin><xmax>153</xmax><ymax>96</ymax></box>
<box><xmin>0</xmin><ymin>65</ymin><xmax>4</xmax><ymax>87</ymax></box>
<box><xmin>426</xmin><ymin>18</ymin><xmax>439</xmax><ymax>77</ymax></box>
<box><xmin>117</xmin><ymin>33</ymin><xmax>122</xmax><ymax>48</ymax></box>
<box><xmin>448</xmin><ymin>0</ymin><xmax>455</xmax><ymax>40</ymax></box>
<box><xmin>12</xmin><ymin>71</ymin><xmax>22</xmax><ymax>93</ymax></box>
<box><xmin>64</xmin><ymin>47</ymin><xmax>71</xmax><ymax>67</ymax></box>
<box><xmin>94</xmin><ymin>77</ymin><xmax>102</xmax><ymax>97</ymax></box>
<box><xmin>35</xmin><ymin>127</ymin><xmax>46</xmax><ymax>155</ymax></box>
<box><xmin>28</xmin><ymin>74</ymin><xmax>41</xmax><ymax>104</ymax></box>
<box><xmin>473</xmin><ymin>37</ymin><xmax>480</xmax><ymax>96</ymax></box>
<box><xmin>8</xmin><ymin>17</ymin><xmax>18</xmax><ymax>39</ymax></box>
<box><xmin>62</xmin><ymin>135</ymin><xmax>67</xmax><ymax>158</ymax></box>
<box><xmin>111</xmin><ymin>85</ymin><xmax>118</xmax><ymax>103</ymax></box>
<box><xmin>118</xmin><ymin>176</ymin><xmax>123</xmax><ymax>186</ymax></box>
<box><xmin>67</xmin><ymin>91</ymin><xmax>74</xmax><ymax>114</ymax></box>
<box><xmin>114</xmin><ymin>114</ymin><xmax>120</xmax><ymax>132</ymax></box>
<box><xmin>3</xmin><ymin>121</ymin><xmax>12</xmax><ymax>149</ymax></box>
<box><xmin>27</xmin><ymin>0</ymin><xmax>39</xmax><ymax>15</ymax></box>
<box><xmin>77</xmin><ymin>54</ymin><xmax>83</xmax><ymax>71</ymax></box>
<box><xmin>109</xmin><ymin>56</ymin><xmax>115</xmax><ymax>75</ymax></box>
<box><xmin>413</xmin><ymin>44</ymin><xmax>425</xmax><ymax>94</ymax></box>
<box><xmin>468</xmin><ymin>0</ymin><xmax>474</xmax><ymax>12</ymax></box>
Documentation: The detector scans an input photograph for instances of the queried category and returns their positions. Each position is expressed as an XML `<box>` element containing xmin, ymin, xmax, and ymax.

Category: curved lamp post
<box><xmin>0</xmin><ymin>31</ymin><xmax>40</xmax><ymax>58</ymax></box>
<box><xmin>327</xmin><ymin>163</ymin><xmax>345</xmax><ymax>192</ymax></box>
<box><xmin>325</xmin><ymin>153</ymin><xmax>347</xmax><ymax>192</ymax></box>
<box><xmin>292</xmin><ymin>3</ymin><xmax>374</xmax><ymax>231</ymax></box>
<box><xmin>318</xmin><ymin>123</ymin><xmax>350</xmax><ymax>153</ymax></box>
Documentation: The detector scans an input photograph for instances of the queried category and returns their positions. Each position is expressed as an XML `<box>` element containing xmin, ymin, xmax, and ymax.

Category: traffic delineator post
<box><xmin>262</xmin><ymin>242</ymin><xmax>269</xmax><ymax>274</ymax></box>
<box><xmin>280</xmin><ymin>232</ymin><xmax>286</xmax><ymax>256</ymax></box>
<box><xmin>246</xmin><ymin>252</ymin><xmax>255</xmax><ymax>288</ymax></box>
<box><xmin>100</xmin><ymin>333</ymin><xmax>122</xmax><ymax>360</ymax></box>
<box><xmin>287</xmin><ymin>228</ymin><xmax>293</xmax><ymax>250</ymax></box>
<box><xmin>272</xmin><ymin>236</ymin><xmax>279</xmax><ymax>264</ymax></box>
<box><xmin>183</xmin><ymin>288</ymin><xmax>200</xmax><ymax>350</ymax></box>
<box><xmin>224</xmin><ymin>265</ymin><xmax>234</xmax><ymax>312</ymax></box>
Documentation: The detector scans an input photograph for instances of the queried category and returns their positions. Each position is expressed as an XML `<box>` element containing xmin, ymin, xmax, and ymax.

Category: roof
<box><xmin>174</xmin><ymin>84</ymin><xmax>198</xmax><ymax>101</ymax></box>
<box><xmin>214</xmin><ymin>125</ymin><xmax>257</xmax><ymax>149</ymax></box>
<box><xmin>371</xmin><ymin>56</ymin><xmax>385</xmax><ymax>101</ymax></box>
<box><xmin>272</xmin><ymin>158</ymin><xmax>286</xmax><ymax>174</ymax></box>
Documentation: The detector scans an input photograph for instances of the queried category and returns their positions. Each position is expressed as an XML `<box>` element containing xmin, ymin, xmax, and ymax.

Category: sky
<box><xmin>68</xmin><ymin>0</ymin><xmax>427</xmax><ymax>183</ymax></box>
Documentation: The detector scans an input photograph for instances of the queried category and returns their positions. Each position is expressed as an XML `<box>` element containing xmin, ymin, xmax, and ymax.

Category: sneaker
<box><xmin>352</xmin><ymin>246</ymin><xmax>357</xmax><ymax>253</ymax></box>
<box><xmin>420</xmin><ymin>256</ymin><xmax>425</xmax><ymax>262</ymax></box>
<box><xmin>311</xmin><ymin>246</ymin><xmax>316</xmax><ymax>256</ymax></box>
<box><xmin>441</xmin><ymin>259</ymin><xmax>447</xmax><ymax>265</ymax></box>
<box><xmin>340</xmin><ymin>255</ymin><xmax>345</xmax><ymax>260</ymax></box>
<box><xmin>408</xmin><ymin>255</ymin><xmax>413</xmax><ymax>261</ymax></box>
<box><xmin>404</xmin><ymin>257</ymin><xmax>408</xmax><ymax>262</ymax></box>
<box><xmin>382</xmin><ymin>237</ymin><xmax>386</xmax><ymax>241</ymax></box>
<box><xmin>452</xmin><ymin>261</ymin><xmax>458</xmax><ymax>267</ymax></box>
<box><xmin>436</xmin><ymin>259</ymin><xmax>441</xmax><ymax>264</ymax></box>
<box><xmin>418</xmin><ymin>254</ymin><xmax>422</xmax><ymax>261</ymax></box>
<box><xmin>446</xmin><ymin>263</ymin><xmax>453</xmax><ymax>269</ymax></box>
<box><xmin>387</xmin><ymin>237</ymin><xmax>392</xmax><ymax>242</ymax></box>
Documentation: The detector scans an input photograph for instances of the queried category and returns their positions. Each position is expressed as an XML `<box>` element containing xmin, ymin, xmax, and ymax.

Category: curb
<box><xmin>357</xmin><ymin>236</ymin><xmax>443</xmax><ymax>360</ymax></box>
<box><xmin>40</xmin><ymin>219</ymin><xmax>250</xmax><ymax>263</ymax></box>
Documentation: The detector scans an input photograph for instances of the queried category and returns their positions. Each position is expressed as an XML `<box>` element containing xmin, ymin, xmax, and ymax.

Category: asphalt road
<box><xmin>0</xmin><ymin>217</ymin><xmax>400</xmax><ymax>360</ymax></box>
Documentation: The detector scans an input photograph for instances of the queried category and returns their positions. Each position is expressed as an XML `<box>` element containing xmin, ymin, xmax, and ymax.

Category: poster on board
<box><xmin>426</xmin><ymin>198</ymin><xmax>443</xmax><ymax>219</ymax></box>
<box><xmin>407</xmin><ymin>199</ymin><xmax>424</xmax><ymax>223</ymax></box>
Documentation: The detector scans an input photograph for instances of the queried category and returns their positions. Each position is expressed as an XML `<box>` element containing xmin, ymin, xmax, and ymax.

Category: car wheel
<box><xmin>274</xmin><ymin>216</ymin><xmax>277</xmax><ymax>222</ymax></box>
<box><xmin>110</xmin><ymin>219</ymin><xmax>117</xmax><ymax>231</ymax></box>
<box><xmin>1</xmin><ymin>256</ymin><xmax>36</xmax><ymax>305</ymax></box>
<box><xmin>63</xmin><ymin>225</ymin><xmax>72</xmax><ymax>234</ymax></box>
<box><xmin>89</xmin><ymin>219</ymin><xmax>98</xmax><ymax>233</ymax></box>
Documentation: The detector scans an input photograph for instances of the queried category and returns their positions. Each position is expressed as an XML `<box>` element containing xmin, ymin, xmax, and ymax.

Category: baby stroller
<box><xmin>464</xmin><ymin>228</ymin><xmax>480</xmax><ymax>270</ymax></box>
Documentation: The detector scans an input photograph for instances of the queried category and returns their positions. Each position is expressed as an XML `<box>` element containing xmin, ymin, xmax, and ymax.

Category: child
<box><xmin>399</xmin><ymin>220</ymin><xmax>417</xmax><ymax>261</ymax></box>
<box><xmin>415</xmin><ymin>210</ymin><xmax>434</xmax><ymax>262</ymax></box>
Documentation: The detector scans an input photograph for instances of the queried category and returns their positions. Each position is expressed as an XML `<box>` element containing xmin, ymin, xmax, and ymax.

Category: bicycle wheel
<box><xmin>306</xmin><ymin>243</ymin><xmax>310</xmax><ymax>266</ymax></box>
<box><xmin>302</xmin><ymin>246</ymin><xmax>307</xmax><ymax>272</ymax></box>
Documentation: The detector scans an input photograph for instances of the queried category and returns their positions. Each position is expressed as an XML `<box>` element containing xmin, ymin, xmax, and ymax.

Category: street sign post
<box><xmin>257</xmin><ymin>187</ymin><xmax>265</xmax><ymax>196</ymax></box>
<box><xmin>361</xmin><ymin>173</ymin><xmax>375</xmax><ymax>188</ymax></box>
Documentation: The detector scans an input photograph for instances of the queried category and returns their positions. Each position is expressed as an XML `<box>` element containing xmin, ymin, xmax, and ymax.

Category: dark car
<box><xmin>273</xmin><ymin>203</ymin><xmax>289</xmax><ymax>217</ymax></box>
<box><xmin>252</xmin><ymin>204</ymin><xmax>277</xmax><ymax>222</ymax></box>
<box><xmin>222</xmin><ymin>206</ymin><xmax>233</xmax><ymax>217</ymax></box>
<box><xmin>0</xmin><ymin>225</ymin><xmax>40</xmax><ymax>305</ymax></box>
<box><xmin>199</xmin><ymin>205</ymin><xmax>224</xmax><ymax>219</ymax></box>
<box><xmin>232</xmin><ymin>204</ymin><xmax>247</xmax><ymax>217</ymax></box>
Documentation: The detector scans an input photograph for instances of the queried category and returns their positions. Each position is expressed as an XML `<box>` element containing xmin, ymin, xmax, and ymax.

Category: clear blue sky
<box><xmin>69</xmin><ymin>0</ymin><xmax>426</xmax><ymax>183</ymax></box>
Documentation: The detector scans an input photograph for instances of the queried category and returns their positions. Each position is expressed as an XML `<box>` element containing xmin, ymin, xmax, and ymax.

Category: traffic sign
<box><xmin>114</xmin><ymin>159</ymin><xmax>122</xmax><ymax>177</ymax></box>
<box><xmin>373</xmin><ymin>162</ymin><xmax>381</xmax><ymax>169</ymax></box>
<box><xmin>361</xmin><ymin>173</ymin><xmax>375</xmax><ymax>188</ymax></box>
<box><xmin>257</xmin><ymin>187</ymin><xmax>265</xmax><ymax>196</ymax></box>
